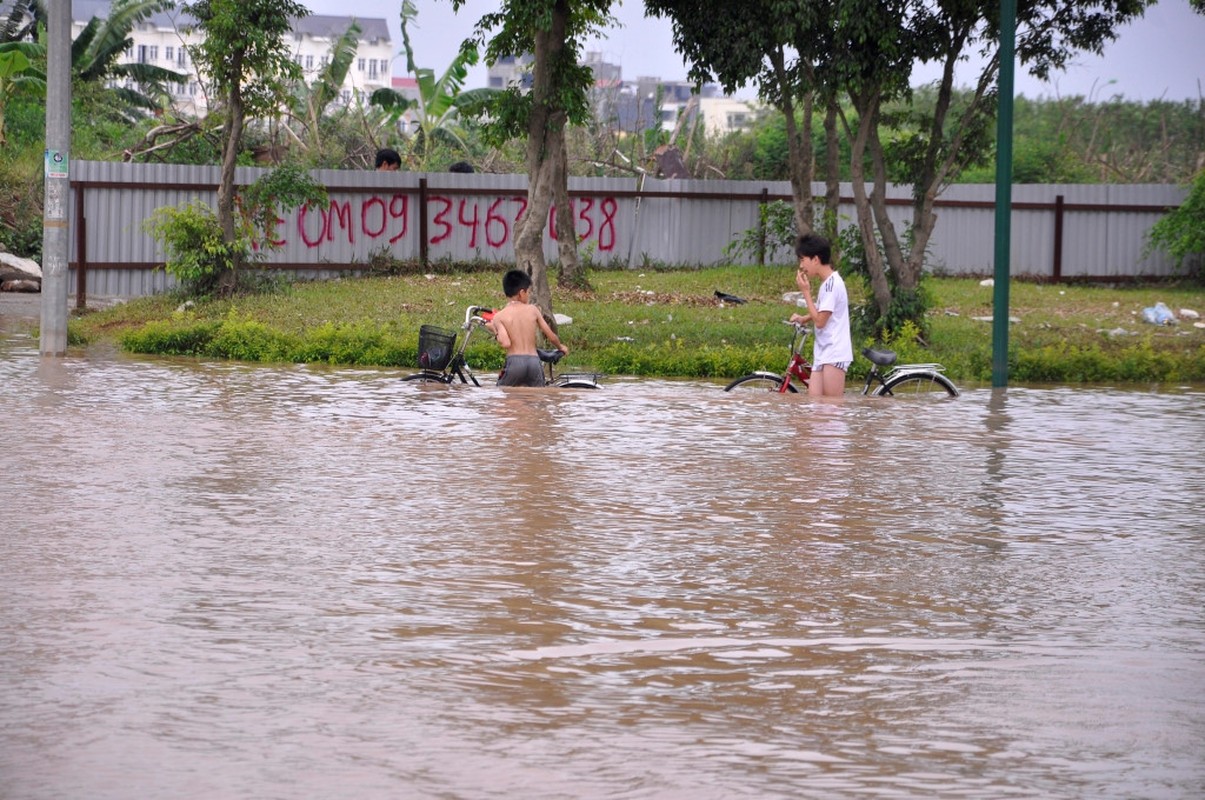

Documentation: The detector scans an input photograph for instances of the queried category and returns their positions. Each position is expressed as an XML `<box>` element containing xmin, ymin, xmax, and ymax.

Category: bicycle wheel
<box><xmin>724</xmin><ymin>374</ymin><xmax>797</xmax><ymax>393</ymax></box>
<box><xmin>452</xmin><ymin>365</ymin><xmax>481</xmax><ymax>386</ymax></box>
<box><xmin>401</xmin><ymin>372</ymin><xmax>449</xmax><ymax>384</ymax></box>
<box><xmin>876</xmin><ymin>372</ymin><xmax>959</xmax><ymax>397</ymax></box>
<box><xmin>555</xmin><ymin>378</ymin><xmax>601</xmax><ymax>389</ymax></box>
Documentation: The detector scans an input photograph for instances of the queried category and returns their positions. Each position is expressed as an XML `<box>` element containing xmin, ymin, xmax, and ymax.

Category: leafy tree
<box><xmin>144</xmin><ymin>163</ymin><xmax>327</xmax><ymax>297</ymax></box>
<box><xmin>1070</xmin><ymin>97</ymin><xmax>1204</xmax><ymax>182</ymax></box>
<box><xmin>653</xmin><ymin>0</ymin><xmax>1155</xmax><ymax>334</ymax></box>
<box><xmin>938</xmin><ymin>93</ymin><xmax>1202</xmax><ymax>184</ymax></box>
<box><xmin>143</xmin><ymin>198</ymin><xmax>239</xmax><ymax>296</ymax></box>
<box><xmin>646</xmin><ymin>0</ymin><xmax>836</xmax><ymax>238</ymax></box>
<box><xmin>181</xmin><ymin>0</ymin><xmax>308</xmax><ymax>294</ymax></box>
<box><xmin>848</xmin><ymin>0</ymin><xmax>1154</xmax><ymax>330</ymax></box>
<box><xmin>455</xmin><ymin>0</ymin><xmax>613</xmax><ymax>308</ymax></box>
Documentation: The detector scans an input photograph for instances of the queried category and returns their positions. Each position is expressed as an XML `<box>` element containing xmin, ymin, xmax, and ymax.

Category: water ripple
<box><xmin>2</xmin><ymin>338</ymin><xmax>1203</xmax><ymax>800</ymax></box>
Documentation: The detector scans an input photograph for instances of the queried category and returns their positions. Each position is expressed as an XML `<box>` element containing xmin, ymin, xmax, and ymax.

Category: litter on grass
<box><xmin>1142</xmin><ymin>302</ymin><xmax>1177</xmax><ymax>325</ymax></box>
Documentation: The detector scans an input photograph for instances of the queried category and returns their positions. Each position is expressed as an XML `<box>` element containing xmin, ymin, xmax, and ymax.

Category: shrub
<box><xmin>290</xmin><ymin>320</ymin><xmax>409</xmax><ymax>366</ymax></box>
<box><xmin>239</xmin><ymin>164</ymin><xmax>328</xmax><ymax>246</ymax></box>
<box><xmin>142</xmin><ymin>200</ymin><xmax>242</xmax><ymax>298</ymax></box>
<box><xmin>1006</xmin><ymin>339</ymin><xmax>1194</xmax><ymax>384</ymax></box>
<box><xmin>206</xmin><ymin>316</ymin><xmax>295</xmax><ymax>362</ymax></box>
<box><xmin>142</xmin><ymin>165</ymin><xmax>328</xmax><ymax>299</ymax></box>
<box><xmin>1147</xmin><ymin>169</ymin><xmax>1205</xmax><ymax>278</ymax></box>
<box><xmin>0</xmin><ymin>146</ymin><xmax>45</xmax><ymax>260</ymax></box>
<box><xmin>119</xmin><ymin>319</ymin><xmax>221</xmax><ymax>355</ymax></box>
<box><xmin>724</xmin><ymin>200</ymin><xmax>799</xmax><ymax>265</ymax></box>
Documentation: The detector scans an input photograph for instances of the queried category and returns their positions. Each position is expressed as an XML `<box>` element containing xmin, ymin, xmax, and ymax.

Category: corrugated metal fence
<box><xmin>68</xmin><ymin>160</ymin><xmax>1186</xmax><ymax>301</ymax></box>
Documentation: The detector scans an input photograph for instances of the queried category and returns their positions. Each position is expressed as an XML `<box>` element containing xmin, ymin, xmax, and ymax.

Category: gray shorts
<box><xmin>496</xmin><ymin>354</ymin><xmax>544</xmax><ymax>387</ymax></box>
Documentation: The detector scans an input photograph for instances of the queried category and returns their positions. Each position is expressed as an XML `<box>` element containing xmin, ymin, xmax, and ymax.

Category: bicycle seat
<box><xmin>862</xmin><ymin>346</ymin><xmax>898</xmax><ymax>367</ymax></box>
<box><xmin>537</xmin><ymin>348</ymin><xmax>565</xmax><ymax>364</ymax></box>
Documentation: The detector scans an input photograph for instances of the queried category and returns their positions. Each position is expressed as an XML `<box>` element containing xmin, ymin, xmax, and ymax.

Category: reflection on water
<box><xmin>2</xmin><ymin>333</ymin><xmax>1203</xmax><ymax>800</ymax></box>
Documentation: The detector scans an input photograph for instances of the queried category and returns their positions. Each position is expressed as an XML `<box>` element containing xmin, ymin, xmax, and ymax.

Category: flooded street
<box><xmin>2</xmin><ymin>322</ymin><xmax>1203</xmax><ymax>800</ymax></box>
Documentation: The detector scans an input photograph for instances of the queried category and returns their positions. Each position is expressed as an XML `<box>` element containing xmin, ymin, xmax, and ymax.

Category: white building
<box><xmin>698</xmin><ymin>96</ymin><xmax>759</xmax><ymax>136</ymax></box>
<box><xmin>487</xmin><ymin>54</ymin><xmax>535</xmax><ymax>90</ymax></box>
<box><xmin>292</xmin><ymin>14</ymin><xmax>393</xmax><ymax>105</ymax></box>
<box><xmin>585</xmin><ymin>52</ymin><xmax>757</xmax><ymax>137</ymax></box>
<box><xmin>69</xmin><ymin>1</ymin><xmax>392</xmax><ymax>117</ymax></box>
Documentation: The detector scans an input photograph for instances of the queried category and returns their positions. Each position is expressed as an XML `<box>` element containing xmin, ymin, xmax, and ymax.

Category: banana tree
<box><xmin>70</xmin><ymin>0</ymin><xmax>187</xmax><ymax>117</ymax></box>
<box><xmin>0</xmin><ymin>43</ymin><xmax>43</xmax><ymax>145</ymax></box>
<box><xmin>6</xmin><ymin>0</ymin><xmax>186</xmax><ymax>118</ymax></box>
<box><xmin>282</xmin><ymin>19</ymin><xmax>362</xmax><ymax>155</ymax></box>
<box><xmin>1</xmin><ymin>1</ymin><xmax>36</xmax><ymax>43</ymax></box>
<box><xmin>369</xmin><ymin>0</ymin><xmax>496</xmax><ymax>168</ymax></box>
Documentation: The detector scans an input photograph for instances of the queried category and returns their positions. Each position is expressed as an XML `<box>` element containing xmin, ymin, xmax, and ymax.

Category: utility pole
<box><xmin>40</xmin><ymin>0</ymin><xmax>72</xmax><ymax>356</ymax></box>
<box><xmin>991</xmin><ymin>0</ymin><xmax>1017</xmax><ymax>387</ymax></box>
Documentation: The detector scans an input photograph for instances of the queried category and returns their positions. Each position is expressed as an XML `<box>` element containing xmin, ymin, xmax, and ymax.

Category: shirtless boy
<box><xmin>485</xmin><ymin>269</ymin><xmax>569</xmax><ymax>387</ymax></box>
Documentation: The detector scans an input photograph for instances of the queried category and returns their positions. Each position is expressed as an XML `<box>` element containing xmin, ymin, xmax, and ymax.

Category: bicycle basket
<box><xmin>418</xmin><ymin>325</ymin><xmax>457</xmax><ymax>370</ymax></box>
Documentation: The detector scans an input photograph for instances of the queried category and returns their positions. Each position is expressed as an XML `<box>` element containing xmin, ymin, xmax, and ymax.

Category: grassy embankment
<box><xmin>67</xmin><ymin>266</ymin><xmax>1205</xmax><ymax>385</ymax></box>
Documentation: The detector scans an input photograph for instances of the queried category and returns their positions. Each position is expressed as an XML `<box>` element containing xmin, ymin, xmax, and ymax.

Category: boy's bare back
<box><xmin>487</xmin><ymin>269</ymin><xmax>568</xmax><ymax>359</ymax></box>
<box><xmin>491</xmin><ymin>301</ymin><xmax>545</xmax><ymax>356</ymax></box>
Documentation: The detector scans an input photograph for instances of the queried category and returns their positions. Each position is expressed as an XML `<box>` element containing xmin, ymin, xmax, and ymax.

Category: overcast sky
<box><xmin>303</xmin><ymin>0</ymin><xmax>1204</xmax><ymax>103</ymax></box>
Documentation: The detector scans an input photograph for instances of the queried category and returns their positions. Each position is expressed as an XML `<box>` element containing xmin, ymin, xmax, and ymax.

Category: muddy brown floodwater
<box><xmin>2</xmin><ymin>322</ymin><xmax>1203</xmax><ymax>800</ymax></box>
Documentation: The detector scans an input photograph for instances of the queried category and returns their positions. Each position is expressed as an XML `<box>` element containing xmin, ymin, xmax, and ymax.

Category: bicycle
<box><xmin>723</xmin><ymin>322</ymin><xmax>959</xmax><ymax>397</ymax></box>
<box><xmin>402</xmin><ymin>304</ymin><xmax>602</xmax><ymax>389</ymax></box>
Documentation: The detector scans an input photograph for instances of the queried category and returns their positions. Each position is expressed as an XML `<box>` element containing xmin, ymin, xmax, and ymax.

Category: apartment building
<box><xmin>69</xmin><ymin>1</ymin><xmax>392</xmax><ymax>116</ymax></box>
<box><xmin>487</xmin><ymin>53</ymin><xmax>535</xmax><ymax>90</ymax></box>
<box><xmin>585</xmin><ymin>52</ymin><xmax>757</xmax><ymax>137</ymax></box>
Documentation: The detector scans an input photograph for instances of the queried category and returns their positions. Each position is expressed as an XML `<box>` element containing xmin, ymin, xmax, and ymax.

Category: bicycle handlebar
<box><xmin>464</xmin><ymin>305</ymin><xmax>494</xmax><ymax>328</ymax></box>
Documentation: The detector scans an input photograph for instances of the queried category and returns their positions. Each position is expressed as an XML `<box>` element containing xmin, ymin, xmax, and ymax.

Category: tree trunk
<box><xmin>867</xmin><ymin>123</ymin><xmax>907</xmax><ymax>287</ymax></box>
<box><xmin>823</xmin><ymin>97</ymin><xmax>841</xmax><ymax>243</ymax></box>
<box><xmin>847</xmin><ymin>90</ymin><xmax>891</xmax><ymax>320</ymax></box>
<box><xmin>216</xmin><ymin>63</ymin><xmax>245</xmax><ymax>296</ymax></box>
<box><xmin>899</xmin><ymin>49</ymin><xmax>990</xmax><ymax>297</ymax></box>
<box><xmin>770</xmin><ymin>48</ymin><xmax>813</xmax><ymax>235</ymax></box>
<box><xmin>513</xmin><ymin>147</ymin><xmax>557</xmax><ymax>318</ymax></box>
<box><xmin>554</xmin><ymin>136</ymin><xmax>589</xmax><ymax>290</ymax></box>
<box><xmin>512</xmin><ymin>0</ymin><xmax>573</xmax><ymax>322</ymax></box>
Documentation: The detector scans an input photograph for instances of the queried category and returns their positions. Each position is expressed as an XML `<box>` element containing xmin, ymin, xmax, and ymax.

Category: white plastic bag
<box><xmin>1141</xmin><ymin>302</ymin><xmax>1177</xmax><ymax>325</ymax></box>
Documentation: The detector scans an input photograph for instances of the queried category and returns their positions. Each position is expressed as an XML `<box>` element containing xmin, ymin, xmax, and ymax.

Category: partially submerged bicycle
<box><xmin>724</xmin><ymin>322</ymin><xmax>959</xmax><ymax>396</ymax></box>
<box><xmin>402</xmin><ymin>304</ymin><xmax>602</xmax><ymax>389</ymax></box>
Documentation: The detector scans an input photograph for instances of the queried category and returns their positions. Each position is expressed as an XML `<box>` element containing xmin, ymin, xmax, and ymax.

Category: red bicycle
<box><xmin>723</xmin><ymin>322</ymin><xmax>959</xmax><ymax>396</ymax></box>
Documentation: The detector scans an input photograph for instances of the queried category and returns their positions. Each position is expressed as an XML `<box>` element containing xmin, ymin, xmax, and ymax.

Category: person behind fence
<box><xmin>375</xmin><ymin>148</ymin><xmax>401</xmax><ymax>171</ymax></box>
<box><xmin>484</xmin><ymin>269</ymin><xmax>569</xmax><ymax>387</ymax></box>
<box><xmin>787</xmin><ymin>233</ymin><xmax>852</xmax><ymax>397</ymax></box>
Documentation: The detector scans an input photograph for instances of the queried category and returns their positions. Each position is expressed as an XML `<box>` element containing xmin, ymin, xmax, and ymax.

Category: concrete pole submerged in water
<box><xmin>40</xmin><ymin>0</ymin><xmax>72</xmax><ymax>356</ymax></box>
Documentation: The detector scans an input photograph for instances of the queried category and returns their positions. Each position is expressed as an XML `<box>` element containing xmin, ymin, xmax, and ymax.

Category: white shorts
<box><xmin>815</xmin><ymin>361</ymin><xmax>850</xmax><ymax>372</ymax></box>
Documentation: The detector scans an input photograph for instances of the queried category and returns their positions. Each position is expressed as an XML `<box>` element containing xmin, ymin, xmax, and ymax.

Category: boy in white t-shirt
<box><xmin>788</xmin><ymin>233</ymin><xmax>852</xmax><ymax>397</ymax></box>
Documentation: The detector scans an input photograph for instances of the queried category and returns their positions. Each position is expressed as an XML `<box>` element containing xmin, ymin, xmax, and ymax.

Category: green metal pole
<box><xmin>992</xmin><ymin>0</ymin><xmax>1017</xmax><ymax>387</ymax></box>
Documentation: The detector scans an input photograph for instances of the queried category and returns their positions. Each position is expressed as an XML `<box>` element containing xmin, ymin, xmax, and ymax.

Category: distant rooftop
<box><xmin>64</xmin><ymin>1</ymin><xmax>388</xmax><ymax>42</ymax></box>
<box><xmin>294</xmin><ymin>14</ymin><xmax>389</xmax><ymax>43</ymax></box>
